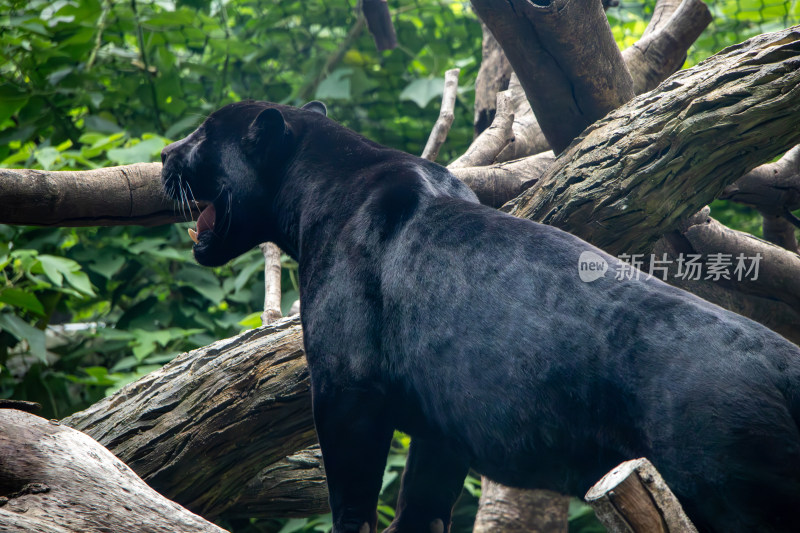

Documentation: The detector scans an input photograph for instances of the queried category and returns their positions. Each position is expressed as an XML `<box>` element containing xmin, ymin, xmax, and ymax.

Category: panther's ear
<box><xmin>302</xmin><ymin>100</ymin><xmax>327</xmax><ymax>116</ymax></box>
<box><xmin>250</xmin><ymin>107</ymin><xmax>287</xmax><ymax>142</ymax></box>
<box><xmin>248</xmin><ymin>108</ymin><xmax>291</xmax><ymax>161</ymax></box>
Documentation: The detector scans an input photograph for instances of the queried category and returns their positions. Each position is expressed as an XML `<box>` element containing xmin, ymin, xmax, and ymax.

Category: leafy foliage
<box><xmin>0</xmin><ymin>0</ymin><xmax>798</xmax><ymax>531</ymax></box>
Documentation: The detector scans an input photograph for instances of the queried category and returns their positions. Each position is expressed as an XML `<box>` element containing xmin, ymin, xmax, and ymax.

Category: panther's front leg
<box><xmin>385</xmin><ymin>437</ymin><xmax>470</xmax><ymax>533</ymax></box>
<box><xmin>313</xmin><ymin>387</ymin><xmax>394</xmax><ymax>533</ymax></box>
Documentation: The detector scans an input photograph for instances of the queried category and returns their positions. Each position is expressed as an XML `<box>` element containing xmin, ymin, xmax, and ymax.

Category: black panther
<box><xmin>161</xmin><ymin>100</ymin><xmax>800</xmax><ymax>533</ymax></box>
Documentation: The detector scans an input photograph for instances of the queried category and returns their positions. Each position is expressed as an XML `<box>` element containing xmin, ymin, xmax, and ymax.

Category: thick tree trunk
<box><xmin>470</xmin><ymin>0</ymin><xmax>635</xmax><ymax>154</ymax></box>
<box><xmin>0</xmin><ymin>409</ymin><xmax>227</xmax><ymax>533</ymax></box>
<box><xmin>473</xmin><ymin>482</ymin><xmax>569</xmax><ymax>533</ymax></box>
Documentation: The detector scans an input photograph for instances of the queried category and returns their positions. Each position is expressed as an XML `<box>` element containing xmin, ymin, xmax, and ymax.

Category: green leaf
<box><xmin>175</xmin><ymin>267</ymin><xmax>225</xmax><ymax>303</ymax></box>
<box><xmin>0</xmin><ymin>288</ymin><xmax>45</xmax><ymax>315</ymax></box>
<box><xmin>36</xmin><ymin>254</ymin><xmax>66</xmax><ymax>286</ymax></box>
<box><xmin>0</xmin><ymin>242</ymin><xmax>10</xmax><ymax>269</ymax></box>
<box><xmin>88</xmin><ymin>253</ymin><xmax>125</xmax><ymax>279</ymax></box>
<box><xmin>0</xmin><ymin>313</ymin><xmax>46</xmax><ymax>364</ymax></box>
<box><xmin>399</xmin><ymin>78</ymin><xmax>445</xmax><ymax>108</ymax></box>
<box><xmin>238</xmin><ymin>311</ymin><xmax>262</xmax><ymax>330</ymax></box>
<box><xmin>278</xmin><ymin>518</ymin><xmax>311</xmax><ymax>533</ymax></box>
<box><xmin>34</xmin><ymin>146</ymin><xmax>60</xmax><ymax>170</ymax></box>
<box><xmin>165</xmin><ymin>115</ymin><xmax>202</xmax><ymax>139</ymax></box>
<box><xmin>315</xmin><ymin>68</ymin><xmax>352</xmax><ymax>100</ymax></box>
<box><xmin>281</xmin><ymin>289</ymin><xmax>299</xmax><ymax>316</ymax></box>
<box><xmin>0</xmin><ymin>84</ymin><xmax>29</xmax><ymax>126</ymax></box>
<box><xmin>36</xmin><ymin>255</ymin><xmax>93</xmax><ymax>295</ymax></box>
<box><xmin>62</xmin><ymin>269</ymin><xmax>95</xmax><ymax>296</ymax></box>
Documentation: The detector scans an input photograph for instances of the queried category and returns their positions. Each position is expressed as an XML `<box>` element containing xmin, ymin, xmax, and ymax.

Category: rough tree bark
<box><xmin>0</xmin><ymin>163</ymin><xmax>196</xmax><ymax>226</ymax></box>
<box><xmin>62</xmin><ymin>317</ymin><xmax>330</xmax><ymax>521</ymax></box>
<box><xmin>0</xmin><ymin>409</ymin><xmax>227</xmax><ymax>533</ymax></box>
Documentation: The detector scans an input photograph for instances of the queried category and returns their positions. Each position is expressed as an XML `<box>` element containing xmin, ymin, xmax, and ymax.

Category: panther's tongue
<box><xmin>188</xmin><ymin>204</ymin><xmax>216</xmax><ymax>244</ymax></box>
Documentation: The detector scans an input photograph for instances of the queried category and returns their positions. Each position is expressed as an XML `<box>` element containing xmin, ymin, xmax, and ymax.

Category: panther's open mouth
<box><xmin>188</xmin><ymin>204</ymin><xmax>217</xmax><ymax>244</ymax></box>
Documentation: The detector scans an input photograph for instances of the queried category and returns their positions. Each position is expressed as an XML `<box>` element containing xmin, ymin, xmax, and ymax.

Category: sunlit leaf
<box><xmin>0</xmin><ymin>288</ymin><xmax>45</xmax><ymax>315</ymax></box>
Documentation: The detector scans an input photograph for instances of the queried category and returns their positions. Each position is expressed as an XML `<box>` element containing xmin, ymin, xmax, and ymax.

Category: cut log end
<box><xmin>585</xmin><ymin>458</ymin><xmax>698</xmax><ymax>533</ymax></box>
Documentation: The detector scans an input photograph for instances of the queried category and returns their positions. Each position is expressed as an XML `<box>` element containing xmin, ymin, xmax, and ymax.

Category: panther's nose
<box><xmin>160</xmin><ymin>145</ymin><xmax>170</xmax><ymax>164</ymax></box>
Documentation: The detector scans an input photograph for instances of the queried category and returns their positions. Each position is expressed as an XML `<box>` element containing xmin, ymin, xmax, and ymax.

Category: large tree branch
<box><xmin>464</xmin><ymin>0</ymin><xmax>711</xmax><ymax>166</ymax></box>
<box><xmin>653</xmin><ymin>210</ymin><xmax>800</xmax><ymax>343</ymax></box>
<box><xmin>62</xmin><ymin>317</ymin><xmax>328</xmax><ymax>520</ymax></box>
<box><xmin>471</xmin><ymin>0</ymin><xmax>635</xmax><ymax>154</ymax></box>
<box><xmin>622</xmin><ymin>0</ymin><xmax>712</xmax><ymax>94</ymax></box>
<box><xmin>719</xmin><ymin>144</ymin><xmax>800</xmax><ymax>252</ymax></box>
<box><xmin>0</xmin><ymin>409</ymin><xmax>227</xmax><ymax>532</ymax></box>
<box><xmin>504</xmin><ymin>26</ymin><xmax>800</xmax><ymax>256</ymax></box>
<box><xmin>0</xmin><ymin>163</ymin><xmax>194</xmax><ymax>227</ymax></box>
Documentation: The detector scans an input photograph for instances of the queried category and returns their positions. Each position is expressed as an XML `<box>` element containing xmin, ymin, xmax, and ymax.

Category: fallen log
<box><xmin>0</xmin><ymin>409</ymin><xmax>227</xmax><ymax>533</ymax></box>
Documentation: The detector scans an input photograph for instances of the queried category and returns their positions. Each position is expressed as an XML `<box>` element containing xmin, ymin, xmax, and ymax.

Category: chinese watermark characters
<box><xmin>578</xmin><ymin>252</ymin><xmax>763</xmax><ymax>283</ymax></box>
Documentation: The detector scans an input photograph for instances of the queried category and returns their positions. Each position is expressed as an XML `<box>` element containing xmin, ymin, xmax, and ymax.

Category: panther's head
<box><xmin>161</xmin><ymin>100</ymin><xmax>326</xmax><ymax>266</ymax></box>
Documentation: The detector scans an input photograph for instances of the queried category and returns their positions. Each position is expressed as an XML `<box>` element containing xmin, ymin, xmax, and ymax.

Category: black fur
<box><xmin>162</xmin><ymin>101</ymin><xmax>800</xmax><ymax>533</ymax></box>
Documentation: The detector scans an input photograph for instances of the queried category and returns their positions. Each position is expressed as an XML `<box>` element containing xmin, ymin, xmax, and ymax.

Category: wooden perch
<box><xmin>449</xmin><ymin>90</ymin><xmax>514</xmax><ymax>169</ymax></box>
<box><xmin>622</xmin><ymin>0</ymin><xmax>712</xmax><ymax>94</ymax></box>
<box><xmin>421</xmin><ymin>68</ymin><xmax>460</xmax><ymax>162</ymax></box>
<box><xmin>505</xmin><ymin>26</ymin><xmax>800</xmax><ymax>256</ymax></box>
<box><xmin>62</xmin><ymin>316</ymin><xmax>328</xmax><ymax>520</ymax></box>
<box><xmin>0</xmin><ymin>409</ymin><xmax>227</xmax><ymax>533</ymax></box>
<box><xmin>450</xmin><ymin>151</ymin><xmax>554</xmax><ymax>208</ymax></box>
<box><xmin>585</xmin><ymin>458</ymin><xmax>697</xmax><ymax>533</ymax></box>
<box><xmin>653</xmin><ymin>210</ymin><xmax>800</xmax><ymax>343</ymax></box>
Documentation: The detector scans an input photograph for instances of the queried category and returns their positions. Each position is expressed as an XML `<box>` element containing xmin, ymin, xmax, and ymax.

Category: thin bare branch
<box><xmin>260</xmin><ymin>242</ymin><xmax>284</xmax><ymax>325</ymax></box>
<box><xmin>421</xmin><ymin>68</ymin><xmax>460</xmax><ymax>162</ymax></box>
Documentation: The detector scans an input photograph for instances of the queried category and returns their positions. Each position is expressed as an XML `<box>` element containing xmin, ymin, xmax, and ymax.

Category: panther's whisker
<box><xmin>179</xmin><ymin>183</ymin><xmax>190</xmax><ymax>222</ymax></box>
<box><xmin>185</xmin><ymin>181</ymin><xmax>199</xmax><ymax>222</ymax></box>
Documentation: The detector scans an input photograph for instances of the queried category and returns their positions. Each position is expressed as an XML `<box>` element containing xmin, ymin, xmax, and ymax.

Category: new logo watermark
<box><xmin>578</xmin><ymin>251</ymin><xmax>608</xmax><ymax>282</ymax></box>
<box><xmin>577</xmin><ymin>251</ymin><xmax>763</xmax><ymax>283</ymax></box>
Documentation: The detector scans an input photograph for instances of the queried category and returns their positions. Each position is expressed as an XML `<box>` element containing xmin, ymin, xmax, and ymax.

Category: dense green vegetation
<box><xmin>0</xmin><ymin>0</ymin><xmax>797</xmax><ymax>531</ymax></box>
